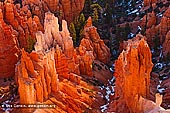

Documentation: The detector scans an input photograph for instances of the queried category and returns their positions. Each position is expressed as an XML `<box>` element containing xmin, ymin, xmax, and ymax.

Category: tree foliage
<box><xmin>69</xmin><ymin>22</ymin><xmax>77</xmax><ymax>46</ymax></box>
<box><xmin>69</xmin><ymin>13</ymin><xmax>86</xmax><ymax>46</ymax></box>
<box><xmin>92</xmin><ymin>8</ymin><xmax>99</xmax><ymax>25</ymax></box>
<box><xmin>26</xmin><ymin>36</ymin><xmax>36</xmax><ymax>53</ymax></box>
<box><xmin>90</xmin><ymin>4</ymin><xmax>102</xmax><ymax>11</ymax></box>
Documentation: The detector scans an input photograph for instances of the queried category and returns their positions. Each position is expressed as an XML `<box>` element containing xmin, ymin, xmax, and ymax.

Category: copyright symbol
<box><xmin>1</xmin><ymin>104</ymin><xmax>4</xmax><ymax>108</ymax></box>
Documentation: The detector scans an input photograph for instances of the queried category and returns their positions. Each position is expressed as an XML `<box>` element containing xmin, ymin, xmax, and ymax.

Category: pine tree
<box><xmin>79</xmin><ymin>13</ymin><xmax>85</xmax><ymax>26</ymax></box>
<box><xmin>26</xmin><ymin>35</ymin><xmax>36</xmax><ymax>53</ymax></box>
<box><xmin>69</xmin><ymin>22</ymin><xmax>77</xmax><ymax>46</ymax></box>
<box><xmin>92</xmin><ymin>8</ymin><xmax>99</xmax><ymax>25</ymax></box>
<box><xmin>90</xmin><ymin>3</ymin><xmax>102</xmax><ymax>11</ymax></box>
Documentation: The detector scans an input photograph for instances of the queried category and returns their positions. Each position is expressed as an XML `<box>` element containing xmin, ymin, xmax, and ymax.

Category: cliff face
<box><xmin>22</xmin><ymin>0</ymin><xmax>85</xmax><ymax>24</ymax></box>
<box><xmin>108</xmin><ymin>35</ymin><xmax>153</xmax><ymax>113</ymax></box>
<box><xmin>0</xmin><ymin>9</ymin><xmax>20</xmax><ymax>78</ymax></box>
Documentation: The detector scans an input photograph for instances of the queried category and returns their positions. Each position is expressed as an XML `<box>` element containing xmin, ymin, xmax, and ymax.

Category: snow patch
<box><xmin>100</xmin><ymin>103</ymin><xmax>109</xmax><ymax>112</ymax></box>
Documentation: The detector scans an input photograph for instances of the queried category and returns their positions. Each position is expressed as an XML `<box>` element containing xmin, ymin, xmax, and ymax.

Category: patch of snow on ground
<box><xmin>100</xmin><ymin>103</ymin><xmax>109</xmax><ymax>112</ymax></box>
<box><xmin>100</xmin><ymin>76</ymin><xmax>115</xmax><ymax>112</ymax></box>
<box><xmin>155</xmin><ymin>63</ymin><xmax>163</xmax><ymax>70</ymax></box>
<box><xmin>128</xmin><ymin>9</ymin><xmax>138</xmax><ymax>15</ymax></box>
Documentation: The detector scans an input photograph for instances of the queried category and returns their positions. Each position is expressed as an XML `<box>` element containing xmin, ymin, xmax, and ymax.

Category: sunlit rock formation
<box><xmin>80</xmin><ymin>17</ymin><xmax>111</xmax><ymax>65</ymax></box>
<box><xmin>15</xmin><ymin>22</ymin><xmax>59</xmax><ymax>111</ymax></box>
<box><xmin>15</xmin><ymin>48</ymin><xmax>58</xmax><ymax>111</ymax></box>
<box><xmin>14</xmin><ymin>12</ymin><xmax>112</xmax><ymax>113</ymax></box>
<box><xmin>0</xmin><ymin>9</ymin><xmax>20</xmax><ymax>78</ymax></box>
<box><xmin>139</xmin><ymin>93</ymin><xmax>170</xmax><ymax>112</ymax></box>
<box><xmin>108</xmin><ymin>35</ymin><xmax>153</xmax><ymax>113</ymax></box>
<box><xmin>0</xmin><ymin>0</ymin><xmax>43</xmax><ymax>49</ymax></box>
<box><xmin>22</xmin><ymin>0</ymin><xmax>85</xmax><ymax>24</ymax></box>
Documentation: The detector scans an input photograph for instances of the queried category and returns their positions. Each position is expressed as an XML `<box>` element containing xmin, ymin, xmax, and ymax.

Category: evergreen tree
<box><xmin>79</xmin><ymin>13</ymin><xmax>85</xmax><ymax>26</ymax></box>
<box><xmin>90</xmin><ymin>3</ymin><xmax>102</xmax><ymax>11</ymax></box>
<box><xmin>92</xmin><ymin>8</ymin><xmax>99</xmax><ymax>25</ymax></box>
<box><xmin>69</xmin><ymin>22</ymin><xmax>77</xmax><ymax>46</ymax></box>
<box><xmin>26</xmin><ymin>36</ymin><xmax>36</xmax><ymax>53</ymax></box>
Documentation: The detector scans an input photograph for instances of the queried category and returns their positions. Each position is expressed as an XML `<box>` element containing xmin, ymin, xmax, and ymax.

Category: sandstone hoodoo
<box><xmin>108</xmin><ymin>35</ymin><xmax>153</xmax><ymax>113</ymax></box>
<box><xmin>80</xmin><ymin>17</ymin><xmax>111</xmax><ymax>65</ymax></box>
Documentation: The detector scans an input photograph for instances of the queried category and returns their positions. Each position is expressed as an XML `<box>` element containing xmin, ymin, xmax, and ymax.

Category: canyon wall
<box><xmin>108</xmin><ymin>35</ymin><xmax>153</xmax><ymax>113</ymax></box>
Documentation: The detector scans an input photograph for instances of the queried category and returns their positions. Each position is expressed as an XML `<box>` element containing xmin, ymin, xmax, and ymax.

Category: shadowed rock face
<box><xmin>163</xmin><ymin>31</ymin><xmax>170</xmax><ymax>57</ymax></box>
<box><xmin>140</xmin><ymin>5</ymin><xmax>170</xmax><ymax>48</ymax></box>
<box><xmin>108</xmin><ymin>35</ymin><xmax>153</xmax><ymax>113</ymax></box>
